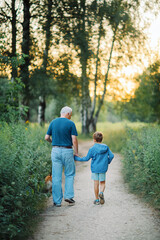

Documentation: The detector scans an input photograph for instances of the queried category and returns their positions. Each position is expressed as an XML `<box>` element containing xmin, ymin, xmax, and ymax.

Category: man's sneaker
<box><xmin>64</xmin><ymin>198</ymin><xmax>75</xmax><ymax>204</ymax></box>
<box><xmin>94</xmin><ymin>199</ymin><xmax>100</xmax><ymax>205</ymax></box>
<box><xmin>99</xmin><ymin>192</ymin><xmax>105</xmax><ymax>204</ymax></box>
<box><xmin>53</xmin><ymin>203</ymin><xmax>61</xmax><ymax>207</ymax></box>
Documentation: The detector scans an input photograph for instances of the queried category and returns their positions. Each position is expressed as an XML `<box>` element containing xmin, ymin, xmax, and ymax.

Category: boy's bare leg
<box><xmin>100</xmin><ymin>181</ymin><xmax>105</xmax><ymax>193</ymax></box>
<box><xmin>94</xmin><ymin>180</ymin><xmax>99</xmax><ymax>199</ymax></box>
<box><xmin>99</xmin><ymin>181</ymin><xmax>105</xmax><ymax>204</ymax></box>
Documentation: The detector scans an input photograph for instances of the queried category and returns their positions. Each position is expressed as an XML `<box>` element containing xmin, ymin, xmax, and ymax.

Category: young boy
<box><xmin>74</xmin><ymin>132</ymin><xmax>114</xmax><ymax>205</ymax></box>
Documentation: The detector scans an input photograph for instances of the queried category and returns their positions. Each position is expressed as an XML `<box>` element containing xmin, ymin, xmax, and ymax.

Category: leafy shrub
<box><xmin>0</xmin><ymin>122</ymin><xmax>52</xmax><ymax>240</ymax></box>
<box><xmin>122</xmin><ymin>126</ymin><xmax>160</xmax><ymax>210</ymax></box>
<box><xmin>0</xmin><ymin>77</ymin><xmax>28</xmax><ymax>122</ymax></box>
<box><xmin>77</xmin><ymin>121</ymin><xmax>146</xmax><ymax>153</ymax></box>
<box><xmin>96</xmin><ymin>121</ymin><xmax>146</xmax><ymax>153</ymax></box>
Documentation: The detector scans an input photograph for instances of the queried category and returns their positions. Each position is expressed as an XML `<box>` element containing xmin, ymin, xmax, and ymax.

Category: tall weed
<box><xmin>122</xmin><ymin>126</ymin><xmax>160</xmax><ymax>210</ymax></box>
<box><xmin>76</xmin><ymin>121</ymin><xmax>146</xmax><ymax>152</ymax></box>
<box><xmin>0</xmin><ymin>122</ymin><xmax>51</xmax><ymax>240</ymax></box>
<box><xmin>97</xmin><ymin>121</ymin><xmax>146</xmax><ymax>152</ymax></box>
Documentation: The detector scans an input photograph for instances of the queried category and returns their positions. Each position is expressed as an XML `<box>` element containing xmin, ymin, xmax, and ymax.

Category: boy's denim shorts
<box><xmin>91</xmin><ymin>173</ymin><xmax>106</xmax><ymax>181</ymax></box>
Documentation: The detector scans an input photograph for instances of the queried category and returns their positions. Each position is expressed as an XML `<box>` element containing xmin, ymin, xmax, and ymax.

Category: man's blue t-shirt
<box><xmin>47</xmin><ymin>117</ymin><xmax>78</xmax><ymax>146</ymax></box>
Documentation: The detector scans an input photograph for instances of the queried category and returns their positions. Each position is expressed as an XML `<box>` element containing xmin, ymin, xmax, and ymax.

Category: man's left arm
<box><xmin>72</xmin><ymin>135</ymin><xmax>78</xmax><ymax>156</ymax></box>
<box><xmin>45</xmin><ymin>122</ymin><xmax>52</xmax><ymax>143</ymax></box>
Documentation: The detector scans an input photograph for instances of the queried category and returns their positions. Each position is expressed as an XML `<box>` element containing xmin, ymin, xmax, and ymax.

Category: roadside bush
<box><xmin>0</xmin><ymin>122</ymin><xmax>52</xmax><ymax>240</ymax></box>
<box><xmin>0</xmin><ymin>77</ymin><xmax>28</xmax><ymax>123</ymax></box>
<box><xmin>97</xmin><ymin>122</ymin><xmax>146</xmax><ymax>153</ymax></box>
<box><xmin>122</xmin><ymin>126</ymin><xmax>160</xmax><ymax>210</ymax></box>
<box><xmin>77</xmin><ymin>121</ymin><xmax>146</xmax><ymax>153</ymax></box>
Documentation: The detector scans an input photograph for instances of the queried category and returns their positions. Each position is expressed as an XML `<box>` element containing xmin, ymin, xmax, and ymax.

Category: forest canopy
<box><xmin>0</xmin><ymin>0</ymin><xmax>160</xmax><ymax>132</ymax></box>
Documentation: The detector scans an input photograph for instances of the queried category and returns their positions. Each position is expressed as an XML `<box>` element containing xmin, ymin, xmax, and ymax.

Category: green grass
<box><xmin>2</xmin><ymin>120</ymin><xmax>159</xmax><ymax>240</ymax></box>
<box><xmin>97</xmin><ymin>121</ymin><xmax>147</xmax><ymax>152</ymax></box>
<box><xmin>75</xmin><ymin>121</ymin><xmax>147</xmax><ymax>153</ymax></box>
<box><xmin>0</xmin><ymin>122</ymin><xmax>52</xmax><ymax>240</ymax></box>
<box><xmin>122</xmin><ymin>125</ymin><xmax>160</xmax><ymax>210</ymax></box>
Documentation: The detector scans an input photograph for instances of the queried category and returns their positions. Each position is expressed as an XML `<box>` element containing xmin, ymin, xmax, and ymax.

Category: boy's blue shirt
<box><xmin>74</xmin><ymin>143</ymin><xmax>114</xmax><ymax>173</ymax></box>
<box><xmin>47</xmin><ymin>117</ymin><xmax>78</xmax><ymax>146</ymax></box>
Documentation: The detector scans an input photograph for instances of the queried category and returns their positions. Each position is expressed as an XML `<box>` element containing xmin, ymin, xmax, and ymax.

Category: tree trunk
<box><xmin>38</xmin><ymin>96</ymin><xmax>46</xmax><ymax>125</ymax></box>
<box><xmin>79</xmin><ymin>0</ymin><xmax>91</xmax><ymax>135</ymax></box>
<box><xmin>89</xmin><ymin>117</ymin><xmax>97</xmax><ymax>132</ymax></box>
<box><xmin>11</xmin><ymin>0</ymin><xmax>17</xmax><ymax>81</ymax></box>
<box><xmin>38</xmin><ymin>0</ymin><xmax>52</xmax><ymax>125</ymax></box>
<box><xmin>20</xmin><ymin>0</ymin><xmax>30</xmax><ymax>120</ymax></box>
<box><xmin>43</xmin><ymin>0</ymin><xmax>52</xmax><ymax>71</ymax></box>
<box><xmin>91</xmin><ymin>26</ymin><xmax>118</xmax><ymax>130</ymax></box>
<box><xmin>80</xmin><ymin>68</ymin><xmax>91</xmax><ymax>135</ymax></box>
<box><xmin>38</xmin><ymin>96</ymin><xmax>46</xmax><ymax>126</ymax></box>
<box><xmin>89</xmin><ymin>16</ymin><xmax>103</xmax><ymax>133</ymax></box>
<box><xmin>80</xmin><ymin>53</ymin><xmax>91</xmax><ymax>134</ymax></box>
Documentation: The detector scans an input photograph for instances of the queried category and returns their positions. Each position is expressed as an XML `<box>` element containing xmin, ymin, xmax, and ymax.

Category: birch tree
<box><xmin>20</xmin><ymin>0</ymin><xmax>30</xmax><ymax>120</ymax></box>
<box><xmin>57</xmin><ymin>0</ymin><xmax>150</xmax><ymax>134</ymax></box>
<box><xmin>38</xmin><ymin>0</ymin><xmax>53</xmax><ymax>125</ymax></box>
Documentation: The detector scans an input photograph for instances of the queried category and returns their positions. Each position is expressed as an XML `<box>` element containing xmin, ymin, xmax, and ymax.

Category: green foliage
<box><xmin>0</xmin><ymin>51</ymin><xmax>25</xmax><ymax>71</ymax></box>
<box><xmin>96</xmin><ymin>121</ymin><xmax>145</xmax><ymax>153</ymax></box>
<box><xmin>99</xmin><ymin>122</ymin><xmax>126</xmax><ymax>152</ymax></box>
<box><xmin>30</xmin><ymin>55</ymin><xmax>80</xmax><ymax>121</ymax></box>
<box><xmin>52</xmin><ymin>55</ymin><xmax>80</xmax><ymax>109</ymax></box>
<box><xmin>0</xmin><ymin>77</ymin><xmax>28</xmax><ymax>122</ymax></box>
<box><xmin>122</xmin><ymin>126</ymin><xmax>160</xmax><ymax>210</ymax></box>
<box><xmin>118</xmin><ymin>61</ymin><xmax>160</xmax><ymax>123</ymax></box>
<box><xmin>0</xmin><ymin>122</ymin><xmax>52</xmax><ymax>240</ymax></box>
<box><xmin>30</xmin><ymin>68</ymin><xmax>54</xmax><ymax>98</ymax></box>
<box><xmin>76</xmin><ymin>121</ymin><xmax>146</xmax><ymax>152</ymax></box>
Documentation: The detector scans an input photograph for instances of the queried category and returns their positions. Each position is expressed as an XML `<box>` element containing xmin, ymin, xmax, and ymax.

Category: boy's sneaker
<box><xmin>99</xmin><ymin>192</ymin><xmax>105</xmax><ymax>204</ymax></box>
<box><xmin>65</xmin><ymin>198</ymin><xmax>75</xmax><ymax>204</ymax></box>
<box><xmin>94</xmin><ymin>199</ymin><xmax>100</xmax><ymax>205</ymax></box>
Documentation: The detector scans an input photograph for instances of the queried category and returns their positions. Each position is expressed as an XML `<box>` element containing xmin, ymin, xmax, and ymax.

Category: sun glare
<box><xmin>118</xmin><ymin>78</ymin><xmax>137</xmax><ymax>95</ymax></box>
<box><xmin>115</xmin><ymin>12</ymin><xmax>160</xmax><ymax>99</ymax></box>
<box><xmin>148</xmin><ymin>14</ymin><xmax>160</xmax><ymax>50</ymax></box>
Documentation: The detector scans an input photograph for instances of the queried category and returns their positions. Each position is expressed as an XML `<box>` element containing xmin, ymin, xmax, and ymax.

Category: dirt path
<box><xmin>30</xmin><ymin>141</ymin><xmax>160</xmax><ymax>240</ymax></box>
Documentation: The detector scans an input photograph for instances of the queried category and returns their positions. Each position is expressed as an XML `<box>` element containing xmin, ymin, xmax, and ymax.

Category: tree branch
<box><xmin>94</xmin><ymin>24</ymin><xmax>118</xmax><ymax>121</ymax></box>
<box><xmin>0</xmin><ymin>8</ymin><xmax>11</xmax><ymax>21</ymax></box>
<box><xmin>90</xmin><ymin>16</ymin><xmax>103</xmax><ymax>120</ymax></box>
<box><xmin>4</xmin><ymin>0</ymin><xmax>12</xmax><ymax>10</ymax></box>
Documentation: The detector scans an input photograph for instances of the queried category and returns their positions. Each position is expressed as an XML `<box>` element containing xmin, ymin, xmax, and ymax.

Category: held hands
<box><xmin>74</xmin><ymin>153</ymin><xmax>79</xmax><ymax>157</ymax></box>
<box><xmin>74</xmin><ymin>154</ymin><xmax>79</xmax><ymax>161</ymax></box>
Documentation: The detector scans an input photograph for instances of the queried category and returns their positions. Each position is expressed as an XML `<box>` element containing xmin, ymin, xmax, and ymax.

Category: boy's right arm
<box><xmin>74</xmin><ymin>149</ymin><xmax>92</xmax><ymax>162</ymax></box>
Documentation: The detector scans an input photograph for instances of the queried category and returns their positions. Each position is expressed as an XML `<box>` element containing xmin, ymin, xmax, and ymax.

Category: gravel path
<box><xmin>30</xmin><ymin>141</ymin><xmax>160</xmax><ymax>240</ymax></box>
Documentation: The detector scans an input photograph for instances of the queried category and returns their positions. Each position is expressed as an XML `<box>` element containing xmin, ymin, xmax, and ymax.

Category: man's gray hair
<box><xmin>60</xmin><ymin>106</ymin><xmax>72</xmax><ymax>115</ymax></box>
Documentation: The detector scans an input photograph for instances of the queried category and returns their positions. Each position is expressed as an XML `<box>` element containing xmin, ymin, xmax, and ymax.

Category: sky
<box><xmin>148</xmin><ymin>14</ymin><xmax>160</xmax><ymax>49</ymax></box>
<box><xmin>116</xmin><ymin>11</ymin><xmax>160</xmax><ymax>97</ymax></box>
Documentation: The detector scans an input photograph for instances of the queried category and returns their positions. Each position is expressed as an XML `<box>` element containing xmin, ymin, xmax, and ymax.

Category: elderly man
<box><xmin>45</xmin><ymin>106</ymin><xmax>78</xmax><ymax>207</ymax></box>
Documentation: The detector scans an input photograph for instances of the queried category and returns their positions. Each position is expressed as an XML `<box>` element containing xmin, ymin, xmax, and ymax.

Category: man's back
<box><xmin>47</xmin><ymin>117</ymin><xmax>78</xmax><ymax>146</ymax></box>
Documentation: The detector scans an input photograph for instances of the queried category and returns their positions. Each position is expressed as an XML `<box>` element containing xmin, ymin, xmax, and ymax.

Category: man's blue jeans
<box><xmin>51</xmin><ymin>147</ymin><xmax>75</xmax><ymax>205</ymax></box>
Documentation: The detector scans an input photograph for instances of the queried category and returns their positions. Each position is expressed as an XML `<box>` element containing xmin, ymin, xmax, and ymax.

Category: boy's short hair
<box><xmin>93</xmin><ymin>132</ymin><xmax>103</xmax><ymax>142</ymax></box>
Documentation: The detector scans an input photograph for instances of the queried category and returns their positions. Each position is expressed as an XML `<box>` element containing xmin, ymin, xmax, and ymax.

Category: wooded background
<box><xmin>0</xmin><ymin>0</ymin><xmax>160</xmax><ymax>133</ymax></box>
<box><xmin>1</xmin><ymin>2</ymin><xmax>160</xmax><ymax>239</ymax></box>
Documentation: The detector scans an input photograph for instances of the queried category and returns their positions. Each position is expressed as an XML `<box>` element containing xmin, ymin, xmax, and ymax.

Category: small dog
<box><xmin>45</xmin><ymin>173</ymin><xmax>52</xmax><ymax>193</ymax></box>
